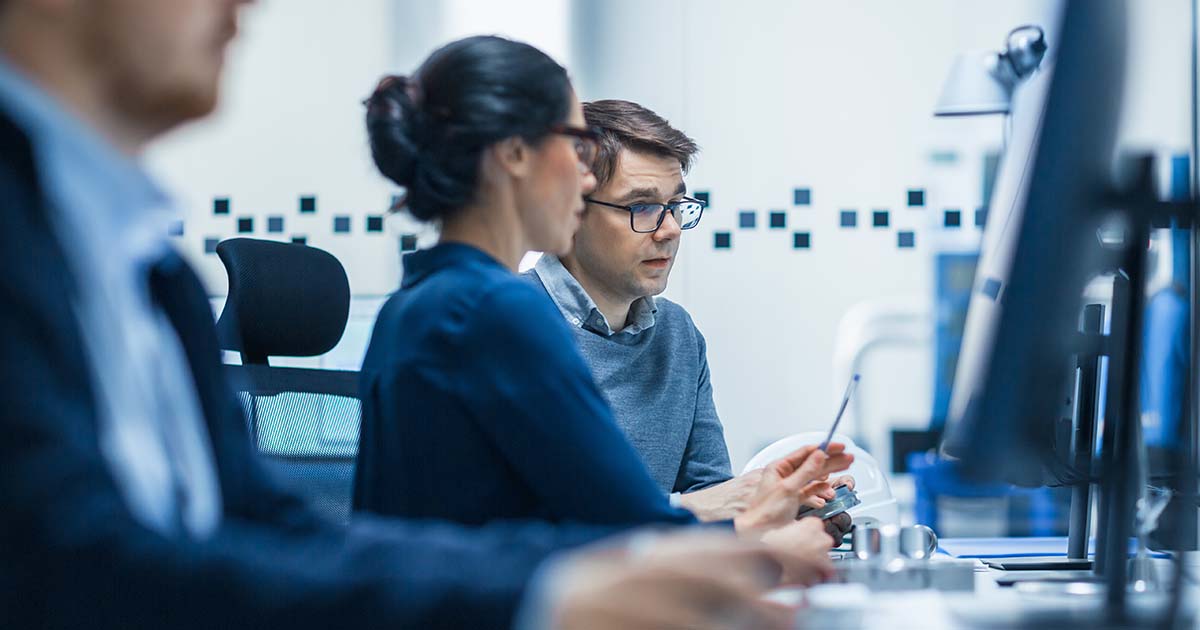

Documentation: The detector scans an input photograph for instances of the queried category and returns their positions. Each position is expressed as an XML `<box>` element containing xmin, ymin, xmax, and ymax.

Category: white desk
<box><xmin>771</xmin><ymin>558</ymin><xmax>1198</xmax><ymax>629</ymax></box>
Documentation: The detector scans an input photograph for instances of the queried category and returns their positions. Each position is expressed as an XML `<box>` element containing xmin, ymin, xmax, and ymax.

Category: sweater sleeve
<box><xmin>673</xmin><ymin>328</ymin><xmax>735</xmax><ymax>493</ymax></box>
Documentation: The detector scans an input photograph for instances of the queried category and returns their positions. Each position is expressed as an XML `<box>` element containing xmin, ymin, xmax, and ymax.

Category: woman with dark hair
<box><xmin>352</xmin><ymin>36</ymin><xmax>848</xmax><ymax>541</ymax></box>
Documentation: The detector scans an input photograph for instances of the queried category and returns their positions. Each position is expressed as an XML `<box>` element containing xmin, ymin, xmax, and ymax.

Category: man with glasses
<box><xmin>528</xmin><ymin>100</ymin><xmax>853</xmax><ymax>533</ymax></box>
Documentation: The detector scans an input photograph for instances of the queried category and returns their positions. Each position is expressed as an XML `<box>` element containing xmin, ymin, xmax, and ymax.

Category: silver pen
<box><xmin>819</xmin><ymin>374</ymin><xmax>860</xmax><ymax>452</ymax></box>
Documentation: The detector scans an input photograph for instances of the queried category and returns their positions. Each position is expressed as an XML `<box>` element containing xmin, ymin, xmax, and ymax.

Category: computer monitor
<box><xmin>940</xmin><ymin>0</ymin><xmax>1127</xmax><ymax>487</ymax></box>
<box><xmin>942</xmin><ymin>45</ymin><xmax>1055</xmax><ymax>485</ymax></box>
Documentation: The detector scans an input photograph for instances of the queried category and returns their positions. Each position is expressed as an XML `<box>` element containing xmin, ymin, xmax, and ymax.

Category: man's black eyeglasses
<box><xmin>585</xmin><ymin>196</ymin><xmax>706</xmax><ymax>233</ymax></box>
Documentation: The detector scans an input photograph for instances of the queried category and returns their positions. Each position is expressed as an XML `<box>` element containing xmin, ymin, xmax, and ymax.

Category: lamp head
<box><xmin>934</xmin><ymin>24</ymin><xmax>1047</xmax><ymax>117</ymax></box>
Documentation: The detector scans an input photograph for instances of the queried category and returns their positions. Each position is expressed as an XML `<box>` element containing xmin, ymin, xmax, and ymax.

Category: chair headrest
<box><xmin>215</xmin><ymin>238</ymin><xmax>350</xmax><ymax>364</ymax></box>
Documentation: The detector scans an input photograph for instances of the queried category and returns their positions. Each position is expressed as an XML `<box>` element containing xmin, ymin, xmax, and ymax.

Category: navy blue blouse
<box><xmin>353</xmin><ymin>243</ymin><xmax>696</xmax><ymax>527</ymax></box>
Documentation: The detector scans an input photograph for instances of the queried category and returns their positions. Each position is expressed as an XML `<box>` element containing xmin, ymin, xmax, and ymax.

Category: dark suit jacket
<box><xmin>0</xmin><ymin>112</ymin><xmax>611</xmax><ymax>629</ymax></box>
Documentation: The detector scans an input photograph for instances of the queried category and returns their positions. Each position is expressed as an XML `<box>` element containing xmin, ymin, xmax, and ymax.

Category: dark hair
<box><xmin>582</xmin><ymin>99</ymin><xmax>698</xmax><ymax>190</ymax></box>
<box><xmin>365</xmin><ymin>36</ymin><xmax>573</xmax><ymax>222</ymax></box>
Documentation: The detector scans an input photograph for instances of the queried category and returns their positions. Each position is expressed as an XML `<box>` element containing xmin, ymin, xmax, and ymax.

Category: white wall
<box><xmin>147</xmin><ymin>0</ymin><xmax>1195</xmax><ymax>470</ymax></box>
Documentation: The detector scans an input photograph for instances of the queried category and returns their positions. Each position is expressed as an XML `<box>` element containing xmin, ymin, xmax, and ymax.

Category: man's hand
<box><xmin>733</xmin><ymin>444</ymin><xmax>853</xmax><ymax>536</ymax></box>
<box><xmin>677</xmin><ymin>469</ymin><xmax>765</xmax><ymax>521</ymax></box>
<box><xmin>542</xmin><ymin>531</ymin><xmax>807</xmax><ymax>630</ymax></box>
<box><xmin>678</xmin><ymin>469</ymin><xmax>857</xmax><ymax>523</ymax></box>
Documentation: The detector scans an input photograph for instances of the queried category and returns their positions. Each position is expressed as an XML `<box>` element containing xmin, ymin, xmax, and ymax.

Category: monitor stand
<box><xmin>986</xmin><ymin>303</ymin><xmax>1105</xmax><ymax>576</ymax></box>
<box><xmin>983</xmin><ymin>556</ymin><xmax>1093</xmax><ymax>571</ymax></box>
<box><xmin>991</xmin><ymin>569</ymin><xmax>1100</xmax><ymax>587</ymax></box>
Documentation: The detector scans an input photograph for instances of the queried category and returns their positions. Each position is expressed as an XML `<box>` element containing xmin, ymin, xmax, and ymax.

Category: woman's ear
<box><xmin>490</xmin><ymin>136</ymin><xmax>533</xmax><ymax>179</ymax></box>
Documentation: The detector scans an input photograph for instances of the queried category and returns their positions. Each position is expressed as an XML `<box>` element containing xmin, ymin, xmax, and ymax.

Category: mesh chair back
<box><xmin>228</xmin><ymin>364</ymin><xmax>360</xmax><ymax>523</ymax></box>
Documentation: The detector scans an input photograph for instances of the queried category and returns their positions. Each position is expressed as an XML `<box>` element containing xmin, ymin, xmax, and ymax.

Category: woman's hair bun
<box><xmin>365</xmin><ymin>75</ymin><xmax>424</xmax><ymax>193</ymax></box>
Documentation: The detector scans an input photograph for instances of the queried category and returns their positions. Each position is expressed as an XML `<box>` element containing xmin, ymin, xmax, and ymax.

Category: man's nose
<box><xmin>653</xmin><ymin>208</ymin><xmax>681</xmax><ymax>241</ymax></box>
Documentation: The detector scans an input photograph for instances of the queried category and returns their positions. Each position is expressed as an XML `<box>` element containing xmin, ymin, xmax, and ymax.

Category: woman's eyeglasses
<box><xmin>550</xmin><ymin>124</ymin><xmax>600</xmax><ymax>171</ymax></box>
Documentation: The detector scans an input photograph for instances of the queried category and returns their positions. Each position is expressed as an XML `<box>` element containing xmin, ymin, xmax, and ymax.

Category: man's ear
<box><xmin>490</xmin><ymin>136</ymin><xmax>533</xmax><ymax>179</ymax></box>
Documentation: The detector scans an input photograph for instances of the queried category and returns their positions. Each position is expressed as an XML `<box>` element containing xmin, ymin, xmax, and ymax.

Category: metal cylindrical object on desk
<box><xmin>899</xmin><ymin>525</ymin><xmax>939</xmax><ymax>559</ymax></box>
<box><xmin>852</xmin><ymin>524</ymin><xmax>937</xmax><ymax>561</ymax></box>
<box><xmin>851</xmin><ymin>524</ymin><xmax>899</xmax><ymax>561</ymax></box>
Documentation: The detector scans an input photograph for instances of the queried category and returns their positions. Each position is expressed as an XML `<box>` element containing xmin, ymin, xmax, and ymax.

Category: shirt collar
<box><xmin>533</xmin><ymin>254</ymin><xmax>657</xmax><ymax>337</ymax></box>
<box><xmin>0</xmin><ymin>56</ymin><xmax>174</xmax><ymax>265</ymax></box>
<box><xmin>400</xmin><ymin>241</ymin><xmax>506</xmax><ymax>288</ymax></box>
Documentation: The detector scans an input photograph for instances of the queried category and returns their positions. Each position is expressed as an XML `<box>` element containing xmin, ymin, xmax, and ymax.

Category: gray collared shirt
<box><xmin>527</xmin><ymin>255</ymin><xmax>732</xmax><ymax>494</ymax></box>
<box><xmin>0</xmin><ymin>57</ymin><xmax>222</xmax><ymax>538</ymax></box>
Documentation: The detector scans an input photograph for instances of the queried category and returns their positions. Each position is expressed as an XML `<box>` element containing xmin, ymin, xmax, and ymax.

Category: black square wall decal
<box><xmin>213</xmin><ymin>198</ymin><xmax>230</xmax><ymax>215</ymax></box>
<box><xmin>907</xmin><ymin>189</ymin><xmax>925</xmax><ymax>207</ymax></box>
<box><xmin>291</xmin><ymin>236</ymin><xmax>307</xmax><ymax>245</ymax></box>
<box><xmin>793</xmin><ymin>232</ymin><xmax>811</xmax><ymax>249</ymax></box>
<box><xmin>694</xmin><ymin>191</ymin><xmax>710</xmax><ymax>205</ymax></box>
<box><xmin>237</xmin><ymin>217</ymin><xmax>253</xmax><ymax>233</ymax></box>
<box><xmin>300</xmin><ymin>196</ymin><xmax>316</xmax><ymax>213</ymax></box>
<box><xmin>872</xmin><ymin>210</ymin><xmax>889</xmax><ymax>228</ymax></box>
<box><xmin>739</xmin><ymin>211</ymin><xmax>756</xmax><ymax>229</ymax></box>
<box><xmin>204</xmin><ymin>237</ymin><xmax>220</xmax><ymax>254</ymax></box>
<box><xmin>840</xmin><ymin>210</ymin><xmax>857</xmax><ymax>228</ymax></box>
<box><xmin>167</xmin><ymin>221</ymin><xmax>184</xmax><ymax>237</ymax></box>
<box><xmin>769</xmin><ymin>211</ymin><xmax>787</xmax><ymax>229</ymax></box>
<box><xmin>333</xmin><ymin>216</ymin><xmax>351</xmax><ymax>233</ymax></box>
<box><xmin>267</xmin><ymin>216</ymin><xmax>284</xmax><ymax>233</ymax></box>
<box><xmin>793</xmin><ymin>188</ymin><xmax>811</xmax><ymax>206</ymax></box>
<box><xmin>400</xmin><ymin>234</ymin><xmax>418</xmax><ymax>251</ymax></box>
<box><xmin>944</xmin><ymin>209</ymin><xmax>961</xmax><ymax>228</ymax></box>
<box><xmin>366</xmin><ymin>215</ymin><xmax>384</xmax><ymax>232</ymax></box>
<box><xmin>898</xmin><ymin>231</ymin><xmax>916</xmax><ymax>248</ymax></box>
<box><xmin>714</xmin><ymin>232</ymin><xmax>731</xmax><ymax>249</ymax></box>
<box><xmin>975</xmin><ymin>207</ymin><xmax>988</xmax><ymax>227</ymax></box>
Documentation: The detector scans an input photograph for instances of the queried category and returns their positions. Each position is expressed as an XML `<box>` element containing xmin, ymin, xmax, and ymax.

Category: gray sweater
<box><xmin>526</xmin><ymin>255</ymin><xmax>733</xmax><ymax>494</ymax></box>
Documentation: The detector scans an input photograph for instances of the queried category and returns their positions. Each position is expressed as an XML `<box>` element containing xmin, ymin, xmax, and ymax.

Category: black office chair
<box><xmin>215</xmin><ymin>237</ymin><xmax>360</xmax><ymax>524</ymax></box>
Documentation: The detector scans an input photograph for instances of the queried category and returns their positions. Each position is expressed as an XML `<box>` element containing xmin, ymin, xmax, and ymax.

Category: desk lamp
<box><xmin>934</xmin><ymin>25</ymin><xmax>1047</xmax><ymax>145</ymax></box>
